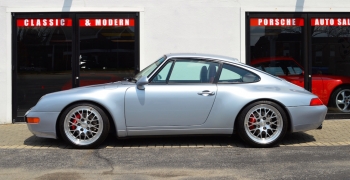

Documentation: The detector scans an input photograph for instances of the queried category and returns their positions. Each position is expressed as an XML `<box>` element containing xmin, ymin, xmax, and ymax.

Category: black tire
<box><xmin>329</xmin><ymin>86</ymin><xmax>350</xmax><ymax>113</ymax></box>
<box><xmin>237</xmin><ymin>101</ymin><xmax>288</xmax><ymax>148</ymax></box>
<box><xmin>59</xmin><ymin>103</ymin><xmax>110</xmax><ymax>149</ymax></box>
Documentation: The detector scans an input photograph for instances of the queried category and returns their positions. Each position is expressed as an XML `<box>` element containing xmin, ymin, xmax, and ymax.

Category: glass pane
<box><xmin>17</xmin><ymin>20</ymin><xmax>72</xmax><ymax>117</ymax></box>
<box><xmin>251</xmin><ymin>59</ymin><xmax>303</xmax><ymax>76</ymax></box>
<box><xmin>249</xmin><ymin>17</ymin><xmax>305</xmax><ymax>89</ymax></box>
<box><xmin>150</xmin><ymin>61</ymin><xmax>173</xmax><ymax>84</ymax></box>
<box><xmin>135</xmin><ymin>56</ymin><xmax>166</xmax><ymax>80</ymax></box>
<box><xmin>250</xmin><ymin>19</ymin><xmax>303</xmax><ymax>65</ymax></box>
<box><xmin>78</xmin><ymin>17</ymin><xmax>135</xmax><ymax>87</ymax></box>
<box><xmin>220</xmin><ymin>67</ymin><xmax>241</xmax><ymax>81</ymax></box>
<box><xmin>219</xmin><ymin>64</ymin><xmax>259</xmax><ymax>83</ymax></box>
<box><xmin>311</xmin><ymin>18</ymin><xmax>350</xmax><ymax>113</ymax></box>
<box><xmin>168</xmin><ymin>60</ymin><xmax>219</xmax><ymax>83</ymax></box>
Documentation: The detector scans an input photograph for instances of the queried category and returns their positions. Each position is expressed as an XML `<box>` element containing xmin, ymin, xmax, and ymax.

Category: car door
<box><xmin>125</xmin><ymin>59</ymin><xmax>219</xmax><ymax>127</ymax></box>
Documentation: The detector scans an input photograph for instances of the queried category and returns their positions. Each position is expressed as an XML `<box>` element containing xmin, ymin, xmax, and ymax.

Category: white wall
<box><xmin>1</xmin><ymin>0</ymin><xmax>350</xmax><ymax>123</ymax></box>
<box><xmin>0</xmin><ymin>6</ymin><xmax>10</xmax><ymax>124</ymax></box>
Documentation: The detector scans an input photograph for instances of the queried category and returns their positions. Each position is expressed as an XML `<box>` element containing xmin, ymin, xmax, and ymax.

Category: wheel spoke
<box><xmin>341</xmin><ymin>91</ymin><xmax>346</xmax><ymax>98</ymax></box>
<box><xmin>256</xmin><ymin>108</ymin><xmax>262</xmax><ymax>118</ymax></box>
<box><xmin>270</xmin><ymin>121</ymin><xmax>277</xmax><ymax>125</ymax></box>
<box><xmin>337</xmin><ymin>99</ymin><xmax>344</xmax><ymax>105</ymax></box>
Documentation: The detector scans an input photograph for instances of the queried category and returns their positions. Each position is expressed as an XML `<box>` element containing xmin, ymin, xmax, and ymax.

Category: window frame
<box><xmin>149</xmin><ymin>58</ymin><xmax>222</xmax><ymax>85</ymax></box>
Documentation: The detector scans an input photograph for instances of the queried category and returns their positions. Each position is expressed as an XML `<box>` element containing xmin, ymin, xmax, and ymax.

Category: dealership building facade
<box><xmin>1</xmin><ymin>0</ymin><xmax>350</xmax><ymax>124</ymax></box>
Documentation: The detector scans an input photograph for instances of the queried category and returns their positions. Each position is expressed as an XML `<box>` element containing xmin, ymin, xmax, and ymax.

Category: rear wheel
<box><xmin>237</xmin><ymin>101</ymin><xmax>288</xmax><ymax>148</ymax></box>
<box><xmin>330</xmin><ymin>87</ymin><xmax>350</xmax><ymax>112</ymax></box>
<box><xmin>59</xmin><ymin>103</ymin><xmax>110</xmax><ymax>148</ymax></box>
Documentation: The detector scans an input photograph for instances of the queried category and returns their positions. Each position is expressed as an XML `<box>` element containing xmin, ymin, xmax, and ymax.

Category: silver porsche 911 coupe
<box><xmin>25</xmin><ymin>53</ymin><xmax>327</xmax><ymax>148</ymax></box>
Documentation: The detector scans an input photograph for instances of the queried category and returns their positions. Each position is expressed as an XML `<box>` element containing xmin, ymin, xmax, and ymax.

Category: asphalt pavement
<box><xmin>0</xmin><ymin>145</ymin><xmax>349</xmax><ymax>179</ymax></box>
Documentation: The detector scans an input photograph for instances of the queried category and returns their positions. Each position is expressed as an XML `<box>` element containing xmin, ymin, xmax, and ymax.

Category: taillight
<box><xmin>310</xmin><ymin>98</ymin><xmax>323</xmax><ymax>106</ymax></box>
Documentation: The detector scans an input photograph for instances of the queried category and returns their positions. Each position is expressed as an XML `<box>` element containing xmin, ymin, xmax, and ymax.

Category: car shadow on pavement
<box><xmin>281</xmin><ymin>132</ymin><xmax>316</xmax><ymax>145</ymax></box>
<box><xmin>98</xmin><ymin>132</ymin><xmax>317</xmax><ymax>149</ymax></box>
<box><xmin>100</xmin><ymin>134</ymin><xmax>247</xmax><ymax>148</ymax></box>
<box><xmin>22</xmin><ymin>132</ymin><xmax>317</xmax><ymax>149</ymax></box>
<box><xmin>23</xmin><ymin>136</ymin><xmax>70</xmax><ymax>148</ymax></box>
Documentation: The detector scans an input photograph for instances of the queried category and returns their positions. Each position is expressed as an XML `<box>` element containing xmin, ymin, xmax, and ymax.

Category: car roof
<box><xmin>165</xmin><ymin>53</ymin><xmax>240</xmax><ymax>63</ymax></box>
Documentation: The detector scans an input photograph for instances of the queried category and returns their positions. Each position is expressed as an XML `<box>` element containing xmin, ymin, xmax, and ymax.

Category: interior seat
<box><xmin>200</xmin><ymin>66</ymin><xmax>208</xmax><ymax>83</ymax></box>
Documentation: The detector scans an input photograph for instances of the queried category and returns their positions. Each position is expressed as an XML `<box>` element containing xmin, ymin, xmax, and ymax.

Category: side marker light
<box><xmin>27</xmin><ymin>117</ymin><xmax>40</xmax><ymax>124</ymax></box>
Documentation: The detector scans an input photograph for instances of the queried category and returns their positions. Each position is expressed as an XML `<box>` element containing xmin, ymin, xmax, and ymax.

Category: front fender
<box><xmin>30</xmin><ymin>83</ymin><xmax>129</xmax><ymax>137</ymax></box>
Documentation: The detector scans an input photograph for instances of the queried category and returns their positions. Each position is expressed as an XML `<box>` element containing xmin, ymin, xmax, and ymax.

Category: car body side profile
<box><xmin>251</xmin><ymin>57</ymin><xmax>350</xmax><ymax>112</ymax></box>
<box><xmin>26</xmin><ymin>53</ymin><xmax>327</xmax><ymax>148</ymax></box>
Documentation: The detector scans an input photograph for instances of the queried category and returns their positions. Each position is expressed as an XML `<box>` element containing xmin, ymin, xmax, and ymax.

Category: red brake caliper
<box><xmin>249</xmin><ymin>115</ymin><xmax>256</xmax><ymax>130</ymax></box>
<box><xmin>70</xmin><ymin>113</ymin><xmax>80</xmax><ymax>130</ymax></box>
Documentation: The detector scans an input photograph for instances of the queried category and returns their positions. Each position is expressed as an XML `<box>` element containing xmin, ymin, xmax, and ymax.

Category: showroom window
<box><xmin>13</xmin><ymin>13</ymin><xmax>139</xmax><ymax>122</ymax></box>
<box><xmin>247</xmin><ymin>13</ymin><xmax>350</xmax><ymax>117</ymax></box>
<box><xmin>15</xmin><ymin>16</ymin><xmax>74</xmax><ymax>119</ymax></box>
<box><xmin>310</xmin><ymin>17</ymin><xmax>350</xmax><ymax>114</ymax></box>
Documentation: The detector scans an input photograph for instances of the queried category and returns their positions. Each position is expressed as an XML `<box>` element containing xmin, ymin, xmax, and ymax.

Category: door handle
<box><xmin>198</xmin><ymin>90</ymin><xmax>215</xmax><ymax>96</ymax></box>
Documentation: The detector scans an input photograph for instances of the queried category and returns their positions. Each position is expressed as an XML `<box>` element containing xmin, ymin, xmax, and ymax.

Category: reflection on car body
<box><xmin>26</xmin><ymin>53</ymin><xmax>327</xmax><ymax>149</ymax></box>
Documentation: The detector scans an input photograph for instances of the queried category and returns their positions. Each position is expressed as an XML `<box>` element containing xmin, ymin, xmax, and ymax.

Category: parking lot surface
<box><xmin>0</xmin><ymin>120</ymin><xmax>349</xmax><ymax>149</ymax></box>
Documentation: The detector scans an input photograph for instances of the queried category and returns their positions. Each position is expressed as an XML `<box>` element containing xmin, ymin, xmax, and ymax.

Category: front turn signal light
<box><xmin>27</xmin><ymin>117</ymin><xmax>40</xmax><ymax>124</ymax></box>
<box><xmin>310</xmin><ymin>98</ymin><xmax>323</xmax><ymax>106</ymax></box>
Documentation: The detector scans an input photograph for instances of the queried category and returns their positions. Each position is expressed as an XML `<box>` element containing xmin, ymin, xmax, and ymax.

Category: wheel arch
<box><xmin>55</xmin><ymin>100</ymin><xmax>117</xmax><ymax>140</ymax></box>
<box><xmin>233</xmin><ymin>98</ymin><xmax>293</xmax><ymax>132</ymax></box>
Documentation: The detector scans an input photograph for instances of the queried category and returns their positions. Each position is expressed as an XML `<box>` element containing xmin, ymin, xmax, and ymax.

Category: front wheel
<box><xmin>237</xmin><ymin>101</ymin><xmax>288</xmax><ymax>148</ymax></box>
<box><xmin>59</xmin><ymin>103</ymin><xmax>110</xmax><ymax>149</ymax></box>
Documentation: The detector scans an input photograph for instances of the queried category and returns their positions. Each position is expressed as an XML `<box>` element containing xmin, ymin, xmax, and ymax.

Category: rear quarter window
<box><xmin>218</xmin><ymin>64</ymin><xmax>260</xmax><ymax>83</ymax></box>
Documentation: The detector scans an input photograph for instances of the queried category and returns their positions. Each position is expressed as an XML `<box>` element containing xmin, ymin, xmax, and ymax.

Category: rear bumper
<box><xmin>286</xmin><ymin>105</ymin><xmax>327</xmax><ymax>132</ymax></box>
<box><xmin>25</xmin><ymin>111</ymin><xmax>60</xmax><ymax>139</ymax></box>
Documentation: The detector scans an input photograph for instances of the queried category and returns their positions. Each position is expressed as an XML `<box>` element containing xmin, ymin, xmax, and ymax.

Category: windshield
<box><xmin>134</xmin><ymin>55</ymin><xmax>167</xmax><ymax>81</ymax></box>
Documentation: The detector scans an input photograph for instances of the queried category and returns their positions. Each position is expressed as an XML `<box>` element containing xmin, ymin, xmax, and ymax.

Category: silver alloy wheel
<box><xmin>63</xmin><ymin>106</ymin><xmax>103</xmax><ymax>146</ymax></box>
<box><xmin>244</xmin><ymin>104</ymin><xmax>283</xmax><ymax>144</ymax></box>
<box><xmin>335</xmin><ymin>89</ymin><xmax>350</xmax><ymax>112</ymax></box>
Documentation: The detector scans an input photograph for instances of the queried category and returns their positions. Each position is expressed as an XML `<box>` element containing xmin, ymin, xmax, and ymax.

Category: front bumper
<box><xmin>286</xmin><ymin>105</ymin><xmax>327</xmax><ymax>132</ymax></box>
<box><xmin>26</xmin><ymin>111</ymin><xmax>60</xmax><ymax>139</ymax></box>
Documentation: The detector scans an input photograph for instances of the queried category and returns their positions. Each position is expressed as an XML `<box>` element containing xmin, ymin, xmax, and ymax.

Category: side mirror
<box><xmin>136</xmin><ymin>76</ymin><xmax>149</xmax><ymax>90</ymax></box>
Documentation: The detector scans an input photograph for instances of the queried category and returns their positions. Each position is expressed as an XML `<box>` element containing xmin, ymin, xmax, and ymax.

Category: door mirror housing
<box><xmin>136</xmin><ymin>76</ymin><xmax>149</xmax><ymax>90</ymax></box>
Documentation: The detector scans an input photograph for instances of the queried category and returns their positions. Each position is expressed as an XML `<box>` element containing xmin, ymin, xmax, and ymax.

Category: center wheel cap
<box><xmin>260</xmin><ymin>120</ymin><xmax>266</xmax><ymax>127</ymax></box>
<box><xmin>81</xmin><ymin>123</ymin><xmax>88</xmax><ymax>129</ymax></box>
